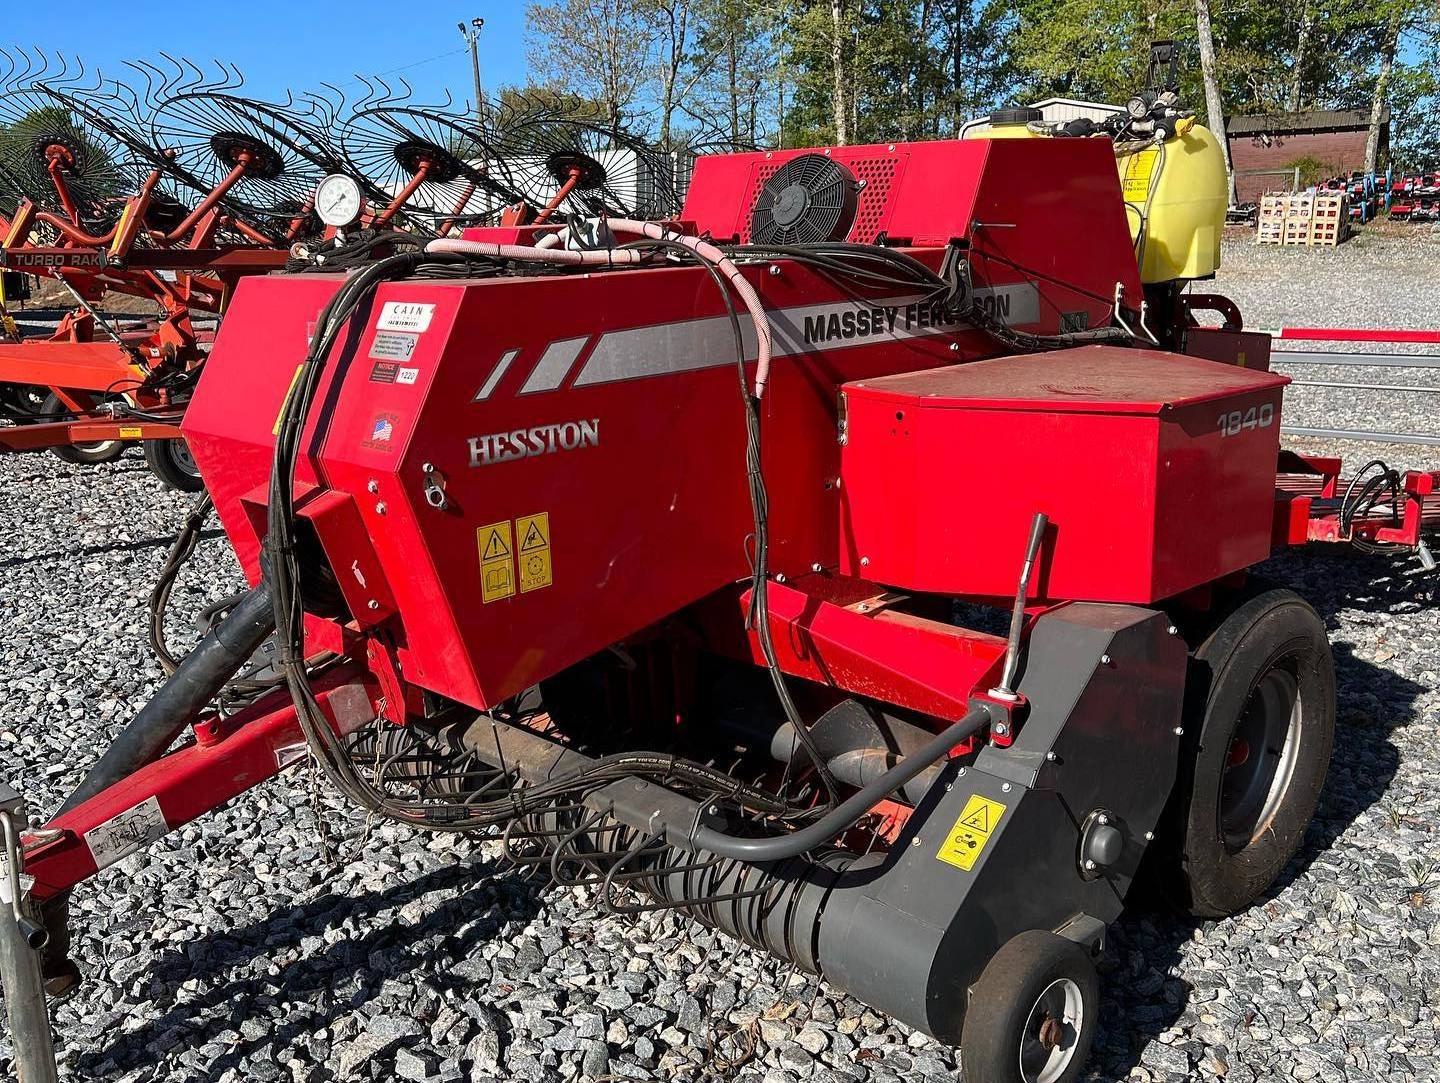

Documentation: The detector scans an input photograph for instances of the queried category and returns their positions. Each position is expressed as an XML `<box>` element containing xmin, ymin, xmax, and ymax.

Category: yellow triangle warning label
<box><xmin>935</xmin><ymin>794</ymin><xmax>1007</xmax><ymax>871</ymax></box>
<box><xmin>960</xmin><ymin>806</ymin><xmax>992</xmax><ymax>833</ymax></box>
<box><xmin>477</xmin><ymin>521</ymin><xmax>516</xmax><ymax>604</ymax></box>
<box><xmin>483</xmin><ymin>530</ymin><xmax>511</xmax><ymax>560</ymax></box>
<box><xmin>518</xmin><ymin>512</ymin><xmax>550</xmax><ymax>552</ymax></box>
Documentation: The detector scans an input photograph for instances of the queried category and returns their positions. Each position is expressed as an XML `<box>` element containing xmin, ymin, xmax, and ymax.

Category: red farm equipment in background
<box><xmin>0</xmin><ymin>60</ymin><xmax>662</xmax><ymax>489</ymax></box>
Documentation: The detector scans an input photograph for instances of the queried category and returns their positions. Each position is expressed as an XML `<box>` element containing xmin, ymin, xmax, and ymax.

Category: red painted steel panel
<box><xmin>837</xmin><ymin>348</ymin><xmax>1288</xmax><ymax>603</ymax></box>
<box><xmin>185</xmin><ymin>140</ymin><xmax>1155</xmax><ymax>708</ymax></box>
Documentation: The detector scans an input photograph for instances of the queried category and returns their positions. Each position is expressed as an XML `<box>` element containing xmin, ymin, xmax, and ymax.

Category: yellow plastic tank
<box><xmin>1117</xmin><ymin>121</ymin><xmax>1227</xmax><ymax>282</ymax></box>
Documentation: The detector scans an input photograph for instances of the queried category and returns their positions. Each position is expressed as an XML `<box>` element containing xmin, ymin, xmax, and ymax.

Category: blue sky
<box><xmin>5</xmin><ymin>2</ymin><xmax>532</xmax><ymax>107</ymax></box>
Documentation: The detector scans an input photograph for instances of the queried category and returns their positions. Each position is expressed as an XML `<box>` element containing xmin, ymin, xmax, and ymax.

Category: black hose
<box><xmin>687</xmin><ymin>703</ymin><xmax>994</xmax><ymax>863</ymax></box>
<box><xmin>59</xmin><ymin>584</ymin><xmax>275</xmax><ymax>814</ymax></box>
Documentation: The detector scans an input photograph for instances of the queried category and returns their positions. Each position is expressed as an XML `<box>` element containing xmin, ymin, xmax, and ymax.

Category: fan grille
<box><xmin>749</xmin><ymin>153</ymin><xmax>858</xmax><ymax>246</ymax></box>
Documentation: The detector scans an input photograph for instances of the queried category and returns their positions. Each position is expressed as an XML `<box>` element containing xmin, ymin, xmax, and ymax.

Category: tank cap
<box><xmin>989</xmin><ymin>107</ymin><xmax>1044</xmax><ymax>126</ymax></box>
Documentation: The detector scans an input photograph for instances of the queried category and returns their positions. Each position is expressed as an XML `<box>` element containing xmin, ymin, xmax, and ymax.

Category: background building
<box><xmin>1227</xmin><ymin>110</ymin><xmax>1389</xmax><ymax>203</ymax></box>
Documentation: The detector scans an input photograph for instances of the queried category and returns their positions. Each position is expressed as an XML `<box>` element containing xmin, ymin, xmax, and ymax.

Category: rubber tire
<box><xmin>42</xmin><ymin>393</ymin><xmax>125</xmax><ymax>465</ymax></box>
<box><xmin>1157</xmin><ymin>586</ymin><xmax>1335</xmax><ymax>918</ymax></box>
<box><xmin>962</xmin><ymin>931</ymin><xmax>1099</xmax><ymax>1083</ymax></box>
<box><xmin>143</xmin><ymin>437</ymin><xmax>204</xmax><ymax>493</ymax></box>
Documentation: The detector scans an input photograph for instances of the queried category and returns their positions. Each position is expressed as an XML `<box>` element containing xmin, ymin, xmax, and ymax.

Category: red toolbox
<box><xmin>838</xmin><ymin>346</ymin><xmax>1289</xmax><ymax>603</ymax></box>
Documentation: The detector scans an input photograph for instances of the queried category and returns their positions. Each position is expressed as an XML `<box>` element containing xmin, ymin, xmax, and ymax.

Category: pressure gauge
<box><xmin>314</xmin><ymin>174</ymin><xmax>364</xmax><ymax>228</ymax></box>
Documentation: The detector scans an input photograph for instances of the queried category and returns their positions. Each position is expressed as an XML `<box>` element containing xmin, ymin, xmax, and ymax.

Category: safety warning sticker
<box><xmin>477</xmin><ymin>520</ymin><xmax>515</xmax><ymax>603</ymax></box>
<box><xmin>1120</xmin><ymin>148</ymin><xmax>1159</xmax><ymax>201</ymax></box>
<box><xmin>936</xmin><ymin>793</ymin><xmax>1007</xmax><ymax>871</ymax></box>
<box><xmin>118</xmin><ymin>426</ymin><xmax>144</xmax><ymax>439</ymax></box>
<box><xmin>516</xmin><ymin>511</ymin><xmax>553</xmax><ymax>593</ymax></box>
<box><xmin>84</xmin><ymin>794</ymin><xmax>169</xmax><ymax>871</ymax></box>
<box><xmin>370</xmin><ymin>330</ymin><xmax>419</xmax><ymax>361</ymax></box>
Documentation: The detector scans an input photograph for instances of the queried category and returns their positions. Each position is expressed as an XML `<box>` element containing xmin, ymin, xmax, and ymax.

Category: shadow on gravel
<box><xmin>1091</xmin><ymin>546</ymin><xmax>1429</xmax><ymax>1079</ymax></box>
<box><xmin>73</xmin><ymin>857</ymin><xmax>547</xmax><ymax>1080</ymax></box>
<box><xmin>0</xmin><ymin>529</ymin><xmax>224</xmax><ymax>571</ymax></box>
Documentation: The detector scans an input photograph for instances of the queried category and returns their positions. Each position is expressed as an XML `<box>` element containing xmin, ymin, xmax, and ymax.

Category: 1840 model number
<box><xmin>1217</xmin><ymin>404</ymin><xmax>1274</xmax><ymax>437</ymax></box>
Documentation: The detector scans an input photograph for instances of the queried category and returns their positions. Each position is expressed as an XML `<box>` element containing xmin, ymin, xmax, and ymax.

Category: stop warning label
<box><xmin>936</xmin><ymin>794</ymin><xmax>1007</xmax><ymax>871</ymax></box>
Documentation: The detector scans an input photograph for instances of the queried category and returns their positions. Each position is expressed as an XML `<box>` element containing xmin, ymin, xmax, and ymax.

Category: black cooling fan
<box><xmin>750</xmin><ymin>153</ymin><xmax>859</xmax><ymax>245</ymax></box>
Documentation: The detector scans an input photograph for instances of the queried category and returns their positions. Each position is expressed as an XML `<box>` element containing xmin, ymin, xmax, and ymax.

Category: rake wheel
<box><xmin>145</xmin><ymin>80</ymin><xmax>340</xmax><ymax>230</ymax></box>
<box><xmin>0</xmin><ymin>52</ymin><xmax>156</xmax><ymax>229</ymax></box>
<box><xmin>492</xmin><ymin>99</ymin><xmax>680</xmax><ymax>221</ymax></box>
<box><xmin>338</xmin><ymin>102</ymin><xmax>523</xmax><ymax>233</ymax></box>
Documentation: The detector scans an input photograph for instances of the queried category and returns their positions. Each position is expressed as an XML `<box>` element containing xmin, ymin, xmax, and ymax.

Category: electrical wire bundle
<box><xmin>1339</xmin><ymin>459</ymin><xmax>1404</xmax><ymax>553</ymax></box>
<box><xmin>285</xmin><ymin>227</ymin><xmax>427</xmax><ymax>273</ymax></box>
<box><xmin>730</xmin><ymin>240</ymin><xmax>1131</xmax><ymax>352</ymax></box>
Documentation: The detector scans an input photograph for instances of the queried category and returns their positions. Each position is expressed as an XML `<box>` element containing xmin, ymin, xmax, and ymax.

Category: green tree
<box><xmin>0</xmin><ymin>105</ymin><xmax>125</xmax><ymax>216</ymax></box>
<box><xmin>525</xmin><ymin>0</ymin><xmax>654</xmax><ymax>134</ymax></box>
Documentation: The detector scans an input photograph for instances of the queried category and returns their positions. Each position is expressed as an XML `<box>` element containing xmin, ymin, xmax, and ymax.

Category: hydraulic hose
<box><xmin>426</xmin><ymin>219</ymin><xmax>775</xmax><ymax>397</ymax></box>
<box><xmin>687</xmin><ymin>702</ymin><xmax>995</xmax><ymax>863</ymax></box>
<box><xmin>607</xmin><ymin>219</ymin><xmax>773</xmax><ymax>397</ymax></box>
<box><xmin>59</xmin><ymin>584</ymin><xmax>275</xmax><ymax>813</ymax></box>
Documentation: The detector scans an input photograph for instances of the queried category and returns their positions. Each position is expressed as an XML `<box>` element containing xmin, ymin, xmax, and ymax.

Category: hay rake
<box><xmin>0</xmin><ymin>55</ymin><xmax>682</xmax><ymax>488</ymax></box>
<box><xmin>335</xmin><ymin>77</ymin><xmax>524</xmax><ymax>232</ymax></box>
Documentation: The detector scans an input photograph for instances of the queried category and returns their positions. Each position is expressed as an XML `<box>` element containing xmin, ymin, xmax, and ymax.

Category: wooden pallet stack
<box><xmin>1283</xmin><ymin>192</ymin><xmax>1316</xmax><ymax>245</ymax></box>
<box><xmin>1308</xmin><ymin>192</ymin><xmax>1349</xmax><ymax>246</ymax></box>
<box><xmin>1256</xmin><ymin>194</ymin><xmax>1286</xmax><ymax>244</ymax></box>
<box><xmin>1255</xmin><ymin>192</ymin><xmax>1350</xmax><ymax>246</ymax></box>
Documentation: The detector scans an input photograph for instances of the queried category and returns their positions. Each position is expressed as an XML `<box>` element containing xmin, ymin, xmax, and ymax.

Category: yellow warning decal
<box><xmin>1120</xmin><ymin>148</ymin><xmax>1159</xmax><ymax>202</ymax></box>
<box><xmin>477</xmin><ymin>521</ymin><xmax>515</xmax><ymax>603</ymax></box>
<box><xmin>936</xmin><ymin>794</ymin><xmax>1007</xmax><ymax>871</ymax></box>
<box><xmin>272</xmin><ymin>363</ymin><xmax>306</xmax><ymax>436</ymax></box>
<box><xmin>516</xmin><ymin>511</ymin><xmax>553</xmax><ymax>593</ymax></box>
<box><xmin>118</xmin><ymin>426</ymin><xmax>144</xmax><ymax>439</ymax></box>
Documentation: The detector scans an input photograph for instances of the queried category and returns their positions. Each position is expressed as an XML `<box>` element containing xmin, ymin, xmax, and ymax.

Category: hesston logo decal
<box><xmin>468</xmin><ymin>419</ymin><xmax>600</xmax><ymax>467</ymax></box>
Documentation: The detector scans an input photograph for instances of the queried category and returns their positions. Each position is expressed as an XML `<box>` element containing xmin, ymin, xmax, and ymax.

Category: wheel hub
<box><xmin>392</xmin><ymin>140</ymin><xmax>464</xmax><ymax>185</ymax></box>
<box><xmin>209</xmin><ymin>131</ymin><xmax>287</xmax><ymax>180</ymax></box>
<box><xmin>545</xmin><ymin>150</ymin><xmax>608</xmax><ymax>192</ymax></box>
<box><xmin>1220</xmin><ymin>665</ymin><xmax>1303</xmax><ymax>853</ymax></box>
<box><xmin>1020</xmin><ymin>977</ymin><xmax>1083</xmax><ymax>1083</ymax></box>
<box><xmin>1037</xmin><ymin>1015</ymin><xmax>1064</xmax><ymax>1050</ymax></box>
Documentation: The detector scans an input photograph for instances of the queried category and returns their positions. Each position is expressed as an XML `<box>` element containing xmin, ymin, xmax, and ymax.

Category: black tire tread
<box><xmin>1159</xmin><ymin>585</ymin><xmax>1335</xmax><ymax>918</ymax></box>
<box><xmin>143</xmin><ymin>438</ymin><xmax>204</xmax><ymax>493</ymax></box>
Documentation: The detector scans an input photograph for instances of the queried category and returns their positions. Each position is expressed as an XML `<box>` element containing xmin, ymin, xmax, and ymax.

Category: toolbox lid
<box><xmin>846</xmin><ymin>345</ymin><xmax>1288</xmax><ymax>414</ymax></box>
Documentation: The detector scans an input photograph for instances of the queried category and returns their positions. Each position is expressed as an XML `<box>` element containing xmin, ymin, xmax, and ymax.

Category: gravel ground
<box><xmin>1</xmin><ymin>227</ymin><xmax>1439</xmax><ymax>1082</ymax></box>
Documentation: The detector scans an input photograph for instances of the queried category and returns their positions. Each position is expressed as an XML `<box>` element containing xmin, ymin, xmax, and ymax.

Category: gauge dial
<box><xmin>314</xmin><ymin>174</ymin><xmax>364</xmax><ymax>228</ymax></box>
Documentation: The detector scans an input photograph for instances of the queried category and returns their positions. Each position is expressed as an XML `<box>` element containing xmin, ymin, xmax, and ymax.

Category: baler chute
<box><xmin>4</xmin><ymin>76</ymin><xmax>1347</xmax><ymax>1083</ymax></box>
